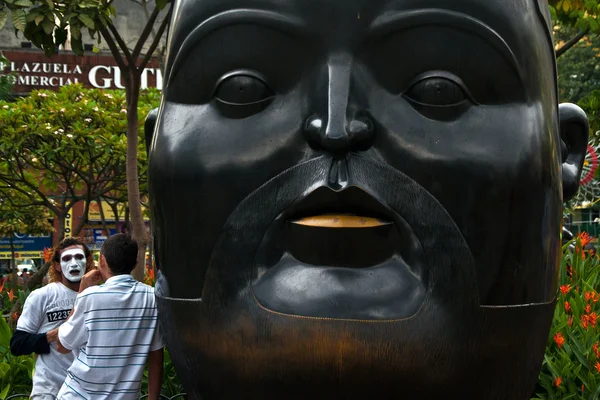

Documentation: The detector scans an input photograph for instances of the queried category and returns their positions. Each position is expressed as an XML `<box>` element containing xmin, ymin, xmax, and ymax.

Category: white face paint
<box><xmin>60</xmin><ymin>248</ymin><xmax>86</xmax><ymax>282</ymax></box>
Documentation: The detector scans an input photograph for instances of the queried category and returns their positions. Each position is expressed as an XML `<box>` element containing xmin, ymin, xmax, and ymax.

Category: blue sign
<box><xmin>0</xmin><ymin>233</ymin><xmax>52</xmax><ymax>252</ymax></box>
<box><xmin>91</xmin><ymin>228</ymin><xmax>117</xmax><ymax>247</ymax></box>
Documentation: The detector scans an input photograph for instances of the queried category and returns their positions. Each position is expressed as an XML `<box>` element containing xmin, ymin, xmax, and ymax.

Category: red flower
<box><xmin>560</xmin><ymin>285</ymin><xmax>571</xmax><ymax>296</ymax></box>
<box><xmin>565</xmin><ymin>301</ymin><xmax>571</xmax><ymax>313</ymax></box>
<box><xmin>42</xmin><ymin>247</ymin><xmax>53</xmax><ymax>263</ymax></box>
<box><xmin>579</xmin><ymin>232</ymin><xmax>593</xmax><ymax>248</ymax></box>
<box><xmin>582</xmin><ymin>315</ymin><xmax>590</xmax><ymax>330</ymax></box>
<box><xmin>569</xmin><ymin>315</ymin><xmax>574</xmax><ymax>327</ymax></box>
<box><xmin>567</xmin><ymin>265</ymin><xmax>573</xmax><ymax>277</ymax></box>
<box><xmin>593</xmin><ymin>342</ymin><xmax>600</xmax><ymax>359</ymax></box>
<box><xmin>7</xmin><ymin>289</ymin><xmax>15</xmax><ymax>302</ymax></box>
<box><xmin>554</xmin><ymin>376</ymin><xmax>562</xmax><ymax>387</ymax></box>
<box><xmin>586</xmin><ymin>304</ymin><xmax>592</xmax><ymax>315</ymax></box>
<box><xmin>590</xmin><ymin>312</ymin><xmax>598</xmax><ymax>328</ymax></box>
<box><xmin>586</xmin><ymin>292</ymin><xmax>595</xmax><ymax>303</ymax></box>
<box><xmin>11</xmin><ymin>312</ymin><xmax>18</xmax><ymax>321</ymax></box>
<box><xmin>554</xmin><ymin>332</ymin><xmax>565</xmax><ymax>348</ymax></box>
<box><xmin>595</xmin><ymin>362</ymin><xmax>600</xmax><ymax>374</ymax></box>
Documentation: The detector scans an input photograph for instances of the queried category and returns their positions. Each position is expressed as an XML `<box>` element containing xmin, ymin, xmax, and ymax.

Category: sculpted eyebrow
<box><xmin>369</xmin><ymin>9</ymin><xmax>524</xmax><ymax>85</ymax></box>
<box><xmin>165</xmin><ymin>9</ymin><xmax>305</xmax><ymax>85</ymax></box>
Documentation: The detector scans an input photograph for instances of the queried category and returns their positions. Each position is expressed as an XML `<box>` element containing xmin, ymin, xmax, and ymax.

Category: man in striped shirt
<box><xmin>55</xmin><ymin>234</ymin><xmax>164</xmax><ymax>400</ymax></box>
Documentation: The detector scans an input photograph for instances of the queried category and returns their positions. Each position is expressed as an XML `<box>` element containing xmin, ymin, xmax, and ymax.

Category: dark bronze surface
<box><xmin>146</xmin><ymin>0</ymin><xmax>589</xmax><ymax>398</ymax></box>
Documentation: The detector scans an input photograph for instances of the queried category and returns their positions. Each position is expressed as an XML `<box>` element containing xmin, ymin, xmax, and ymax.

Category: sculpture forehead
<box><xmin>168</xmin><ymin>0</ymin><xmax>549</xmax><ymax>53</ymax></box>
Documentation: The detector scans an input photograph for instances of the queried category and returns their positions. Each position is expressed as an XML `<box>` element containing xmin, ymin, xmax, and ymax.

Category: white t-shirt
<box><xmin>57</xmin><ymin>274</ymin><xmax>163</xmax><ymax>400</ymax></box>
<box><xmin>17</xmin><ymin>282</ymin><xmax>78</xmax><ymax>399</ymax></box>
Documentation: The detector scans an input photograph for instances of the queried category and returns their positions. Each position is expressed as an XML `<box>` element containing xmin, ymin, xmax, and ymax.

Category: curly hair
<box><xmin>48</xmin><ymin>237</ymin><xmax>94</xmax><ymax>283</ymax></box>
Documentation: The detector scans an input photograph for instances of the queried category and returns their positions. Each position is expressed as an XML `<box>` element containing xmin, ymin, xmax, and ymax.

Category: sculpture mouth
<box><xmin>251</xmin><ymin>186</ymin><xmax>427</xmax><ymax>320</ymax></box>
<box><xmin>291</xmin><ymin>214</ymin><xmax>392</xmax><ymax>228</ymax></box>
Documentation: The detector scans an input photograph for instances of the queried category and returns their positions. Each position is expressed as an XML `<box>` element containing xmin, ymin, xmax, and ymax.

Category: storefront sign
<box><xmin>0</xmin><ymin>50</ymin><xmax>162</xmax><ymax>93</ymax></box>
<box><xmin>0</xmin><ymin>233</ymin><xmax>52</xmax><ymax>259</ymax></box>
<box><xmin>0</xmin><ymin>251</ymin><xmax>44</xmax><ymax>260</ymax></box>
<box><xmin>64</xmin><ymin>212</ymin><xmax>72</xmax><ymax>238</ymax></box>
<box><xmin>87</xmin><ymin>201</ymin><xmax>125</xmax><ymax>222</ymax></box>
<box><xmin>86</xmin><ymin>200</ymin><xmax>149</xmax><ymax>222</ymax></box>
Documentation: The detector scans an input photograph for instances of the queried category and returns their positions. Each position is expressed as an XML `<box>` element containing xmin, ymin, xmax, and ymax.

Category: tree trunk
<box><xmin>108</xmin><ymin>201</ymin><xmax>120</xmax><ymax>229</ymax></box>
<box><xmin>9</xmin><ymin>234</ymin><xmax>15</xmax><ymax>273</ymax></box>
<box><xmin>125</xmin><ymin>68</ymin><xmax>148</xmax><ymax>281</ymax></box>
<box><xmin>97</xmin><ymin>197</ymin><xmax>110</xmax><ymax>237</ymax></box>
<box><xmin>124</xmin><ymin>205</ymin><xmax>130</xmax><ymax>233</ymax></box>
<box><xmin>56</xmin><ymin>212</ymin><xmax>66</xmax><ymax>242</ymax></box>
<box><xmin>73</xmin><ymin>201</ymin><xmax>90</xmax><ymax>237</ymax></box>
<box><xmin>26</xmin><ymin>212</ymin><xmax>66</xmax><ymax>290</ymax></box>
<box><xmin>27</xmin><ymin>261</ymin><xmax>50</xmax><ymax>291</ymax></box>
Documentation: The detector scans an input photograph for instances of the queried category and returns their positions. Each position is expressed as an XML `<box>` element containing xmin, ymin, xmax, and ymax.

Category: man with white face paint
<box><xmin>10</xmin><ymin>238</ymin><xmax>93</xmax><ymax>400</ymax></box>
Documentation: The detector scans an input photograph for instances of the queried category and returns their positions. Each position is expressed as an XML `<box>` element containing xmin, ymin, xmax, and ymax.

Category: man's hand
<box><xmin>79</xmin><ymin>270</ymin><xmax>103</xmax><ymax>293</ymax></box>
<box><xmin>55</xmin><ymin>335</ymin><xmax>71</xmax><ymax>354</ymax></box>
<box><xmin>46</xmin><ymin>328</ymin><xmax>58</xmax><ymax>344</ymax></box>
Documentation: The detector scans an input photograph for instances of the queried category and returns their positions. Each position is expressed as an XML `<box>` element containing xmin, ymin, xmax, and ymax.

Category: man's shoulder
<box><xmin>27</xmin><ymin>282</ymin><xmax>58</xmax><ymax>300</ymax></box>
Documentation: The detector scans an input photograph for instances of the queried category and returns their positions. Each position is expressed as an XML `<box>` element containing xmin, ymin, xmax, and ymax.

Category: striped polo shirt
<box><xmin>57</xmin><ymin>274</ymin><xmax>163</xmax><ymax>400</ymax></box>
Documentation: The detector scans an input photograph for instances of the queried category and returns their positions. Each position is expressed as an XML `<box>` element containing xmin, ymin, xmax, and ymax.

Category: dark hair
<box><xmin>50</xmin><ymin>237</ymin><xmax>94</xmax><ymax>283</ymax></box>
<box><xmin>101</xmin><ymin>234</ymin><xmax>138</xmax><ymax>275</ymax></box>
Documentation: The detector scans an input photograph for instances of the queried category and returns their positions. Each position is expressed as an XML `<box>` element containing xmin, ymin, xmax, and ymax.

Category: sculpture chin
<box><xmin>252</xmin><ymin>186</ymin><xmax>426</xmax><ymax>320</ymax></box>
<box><xmin>252</xmin><ymin>254</ymin><xmax>426</xmax><ymax>320</ymax></box>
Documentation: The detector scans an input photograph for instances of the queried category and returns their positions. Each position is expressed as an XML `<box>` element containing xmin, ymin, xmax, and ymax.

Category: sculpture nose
<box><xmin>303</xmin><ymin>54</ymin><xmax>375</xmax><ymax>155</ymax></box>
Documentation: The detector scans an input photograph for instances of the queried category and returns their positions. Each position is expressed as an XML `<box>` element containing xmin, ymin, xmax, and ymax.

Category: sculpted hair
<box><xmin>49</xmin><ymin>237</ymin><xmax>93</xmax><ymax>283</ymax></box>
<box><xmin>101</xmin><ymin>233</ymin><xmax>138</xmax><ymax>275</ymax></box>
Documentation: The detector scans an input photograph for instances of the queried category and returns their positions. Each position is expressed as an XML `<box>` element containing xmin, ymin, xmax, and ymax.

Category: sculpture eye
<box><xmin>214</xmin><ymin>72</ymin><xmax>275</xmax><ymax>105</ymax></box>
<box><xmin>402</xmin><ymin>72</ymin><xmax>474</xmax><ymax>121</ymax></box>
<box><xmin>404</xmin><ymin>76</ymin><xmax>468</xmax><ymax>107</ymax></box>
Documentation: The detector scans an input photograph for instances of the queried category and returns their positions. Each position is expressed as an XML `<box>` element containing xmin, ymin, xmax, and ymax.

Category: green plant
<box><xmin>0</xmin><ymin>316</ymin><xmax>34</xmax><ymax>398</ymax></box>
<box><xmin>533</xmin><ymin>232</ymin><xmax>600</xmax><ymax>399</ymax></box>
<box><xmin>140</xmin><ymin>349</ymin><xmax>184</xmax><ymax>397</ymax></box>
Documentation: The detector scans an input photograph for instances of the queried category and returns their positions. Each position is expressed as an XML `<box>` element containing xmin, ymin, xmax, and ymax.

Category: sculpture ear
<box><xmin>559</xmin><ymin>103</ymin><xmax>589</xmax><ymax>201</ymax></box>
<box><xmin>144</xmin><ymin>108</ymin><xmax>159</xmax><ymax>156</ymax></box>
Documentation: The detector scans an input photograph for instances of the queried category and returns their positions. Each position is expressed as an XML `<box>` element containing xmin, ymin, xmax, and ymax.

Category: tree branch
<box><xmin>97</xmin><ymin>23</ymin><xmax>128</xmax><ymax>71</ymax></box>
<box><xmin>557</xmin><ymin>28</ymin><xmax>590</xmax><ymax>58</ymax></box>
<box><xmin>107</xmin><ymin>21</ymin><xmax>136</xmax><ymax>66</ymax></box>
<box><xmin>132</xmin><ymin>6</ymin><xmax>160</xmax><ymax>61</ymax></box>
<box><xmin>140</xmin><ymin>5</ymin><xmax>172</xmax><ymax>70</ymax></box>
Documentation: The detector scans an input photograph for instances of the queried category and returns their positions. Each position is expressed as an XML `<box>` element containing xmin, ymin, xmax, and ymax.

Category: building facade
<box><xmin>0</xmin><ymin>0</ymin><xmax>164</xmax><ymax>269</ymax></box>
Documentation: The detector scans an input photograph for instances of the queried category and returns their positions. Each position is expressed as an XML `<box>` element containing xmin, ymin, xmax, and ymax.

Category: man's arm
<box><xmin>55</xmin><ymin>270</ymin><xmax>102</xmax><ymax>354</ymax></box>
<box><xmin>147</xmin><ymin>348</ymin><xmax>164</xmax><ymax>400</ymax></box>
<box><xmin>9</xmin><ymin>290</ymin><xmax>49</xmax><ymax>356</ymax></box>
<box><xmin>10</xmin><ymin>330</ymin><xmax>50</xmax><ymax>355</ymax></box>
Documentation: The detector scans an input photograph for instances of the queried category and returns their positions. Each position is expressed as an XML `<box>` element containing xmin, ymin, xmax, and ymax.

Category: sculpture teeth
<box><xmin>291</xmin><ymin>214</ymin><xmax>391</xmax><ymax>228</ymax></box>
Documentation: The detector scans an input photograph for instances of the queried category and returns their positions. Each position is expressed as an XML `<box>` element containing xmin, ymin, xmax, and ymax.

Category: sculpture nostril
<box><xmin>305</xmin><ymin>116</ymin><xmax>323</xmax><ymax>132</ymax></box>
<box><xmin>304</xmin><ymin>115</ymin><xmax>325</xmax><ymax>149</ymax></box>
<box><xmin>303</xmin><ymin>114</ymin><xmax>375</xmax><ymax>154</ymax></box>
<box><xmin>348</xmin><ymin>117</ymin><xmax>372</xmax><ymax>137</ymax></box>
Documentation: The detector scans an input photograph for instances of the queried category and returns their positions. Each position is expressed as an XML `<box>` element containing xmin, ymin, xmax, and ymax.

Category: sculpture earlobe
<box><xmin>144</xmin><ymin>108</ymin><xmax>159</xmax><ymax>156</ymax></box>
<box><xmin>559</xmin><ymin>103</ymin><xmax>589</xmax><ymax>200</ymax></box>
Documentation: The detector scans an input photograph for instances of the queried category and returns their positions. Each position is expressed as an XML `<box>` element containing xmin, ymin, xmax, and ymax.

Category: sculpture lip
<box><xmin>283</xmin><ymin>186</ymin><xmax>396</xmax><ymax>226</ymax></box>
<box><xmin>290</xmin><ymin>214</ymin><xmax>392</xmax><ymax>228</ymax></box>
<box><xmin>251</xmin><ymin>184</ymin><xmax>427</xmax><ymax>319</ymax></box>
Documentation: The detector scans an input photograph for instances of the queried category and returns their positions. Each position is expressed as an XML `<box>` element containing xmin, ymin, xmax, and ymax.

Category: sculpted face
<box><xmin>147</xmin><ymin>0</ymin><xmax>589</xmax><ymax>398</ymax></box>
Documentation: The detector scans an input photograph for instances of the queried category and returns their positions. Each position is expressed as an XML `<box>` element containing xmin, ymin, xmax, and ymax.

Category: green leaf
<box><xmin>156</xmin><ymin>0</ymin><xmax>170</xmax><ymax>10</ymax></box>
<box><xmin>45</xmin><ymin>0</ymin><xmax>54</xmax><ymax>10</ymax></box>
<box><xmin>70</xmin><ymin>24</ymin><xmax>81</xmax><ymax>40</ymax></box>
<box><xmin>70</xmin><ymin>36</ymin><xmax>83</xmax><ymax>56</ymax></box>
<box><xmin>77</xmin><ymin>14</ymin><xmax>95</xmax><ymax>30</ymax></box>
<box><xmin>0</xmin><ymin>11</ymin><xmax>7</xmax><ymax>31</ymax></box>
<box><xmin>0</xmin><ymin>383</ymin><xmax>10</xmax><ymax>400</ymax></box>
<box><xmin>41</xmin><ymin>18</ymin><xmax>54</xmax><ymax>35</ymax></box>
<box><xmin>13</xmin><ymin>0</ymin><xmax>34</xmax><ymax>6</ymax></box>
<box><xmin>10</xmin><ymin>9</ymin><xmax>26</xmax><ymax>31</ymax></box>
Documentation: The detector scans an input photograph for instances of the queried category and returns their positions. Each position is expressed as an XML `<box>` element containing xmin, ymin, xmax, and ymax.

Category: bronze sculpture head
<box><xmin>146</xmin><ymin>0</ymin><xmax>589</xmax><ymax>398</ymax></box>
